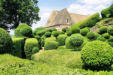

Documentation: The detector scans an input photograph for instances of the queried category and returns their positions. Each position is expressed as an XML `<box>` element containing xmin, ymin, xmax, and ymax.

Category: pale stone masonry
<box><xmin>44</xmin><ymin>8</ymin><xmax>89</xmax><ymax>30</ymax></box>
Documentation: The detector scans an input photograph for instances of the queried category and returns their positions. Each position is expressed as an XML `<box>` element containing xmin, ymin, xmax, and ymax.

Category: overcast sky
<box><xmin>10</xmin><ymin>0</ymin><xmax>113</xmax><ymax>35</ymax></box>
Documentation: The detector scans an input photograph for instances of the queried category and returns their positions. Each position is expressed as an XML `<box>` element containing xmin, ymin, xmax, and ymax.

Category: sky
<box><xmin>10</xmin><ymin>0</ymin><xmax>113</xmax><ymax>35</ymax></box>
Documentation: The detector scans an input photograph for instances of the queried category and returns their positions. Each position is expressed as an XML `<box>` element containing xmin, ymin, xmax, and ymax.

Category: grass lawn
<box><xmin>0</xmin><ymin>50</ymin><xmax>113</xmax><ymax>75</ymax></box>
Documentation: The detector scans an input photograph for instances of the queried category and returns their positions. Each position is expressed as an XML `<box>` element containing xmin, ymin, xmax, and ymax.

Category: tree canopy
<box><xmin>0</xmin><ymin>0</ymin><xmax>40</xmax><ymax>30</ymax></box>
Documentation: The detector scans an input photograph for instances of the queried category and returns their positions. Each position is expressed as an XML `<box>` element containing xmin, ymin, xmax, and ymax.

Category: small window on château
<box><xmin>66</xmin><ymin>18</ymin><xmax>69</xmax><ymax>23</ymax></box>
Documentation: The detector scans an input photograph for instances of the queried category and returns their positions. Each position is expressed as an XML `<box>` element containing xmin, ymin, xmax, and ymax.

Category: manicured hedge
<box><xmin>98</xmin><ymin>26</ymin><xmax>107</xmax><ymax>34</ymax></box>
<box><xmin>12</xmin><ymin>38</ymin><xmax>25</xmax><ymax>58</ymax></box>
<box><xmin>101</xmin><ymin>7</ymin><xmax>111</xmax><ymax>18</ymax></box>
<box><xmin>0</xmin><ymin>28</ymin><xmax>13</xmax><ymax>54</ymax></box>
<box><xmin>44</xmin><ymin>41</ymin><xmax>58</xmax><ymax>50</ymax></box>
<box><xmin>80</xmin><ymin>27</ymin><xmax>90</xmax><ymax>36</ymax></box>
<box><xmin>102</xmin><ymin>33</ymin><xmax>110</xmax><ymax>39</ymax></box>
<box><xmin>57</xmin><ymin>34</ymin><xmax>67</xmax><ymax>46</ymax></box>
<box><xmin>73</xmin><ymin>13</ymin><xmax>100</xmax><ymax>29</ymax></box>
<box><xmin>87</xmin><ymin>32</ymin><xmax>96</xmax><ymax>40</ymax></box>
<box><xmin>24</xmin><ymin>38</ymin><xmax>39</xmax><ymax>59</ymax></box>
<box><xmin>81</xmin><ymin>41</ymin><xmax>113</xmax><ymax>70</ymax></box>
<box><xmin>108</xmin><ymin>26</ymin><xmax>113</xmax><ymax>36</ymax></box>
<box><xmin>108</xmin><ymin>36</ymin><xmax>113</xmax><ymax>47</ymax></box>
<box><xmin>66</xmin><ymin>28</ymin><xmax>72</xmax><ymax>36</ymax></box>
<box><xmin>33</xmin><ymin>27</ymin><xmax>46</xmax><ymax>35</ymax></box>
<box><xmin>52</xmin><ymin>31</ymin><xmax>61</xmax><ymax>37</ymax></box>
<box><xmin>97</xmin><ymin>36</ymin><xmax>106</xmax><ymax>41</ymax></box>
<box><xmin>15</xmin><ymin>23</ymin><xmax>32</xmax><ymax>37</ymax></box>
<box><xmin>65</xmin><ymin>34</ymin><xmax>84</xmax><ymax>51</ymax></box>
<box><xmin>44</xmin><ymin>32</ymin><xmax>51</xmax><ymax>37</ymax></box>
<box><xmin>71</xmin><ymin>26</ymin><xmax>80</xmax><ymax>34</ymax></box>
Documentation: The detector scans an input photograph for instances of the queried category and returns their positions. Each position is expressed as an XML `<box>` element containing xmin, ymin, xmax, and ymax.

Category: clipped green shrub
<box><xmin>108</xmin><ymin>27</ymin><xmax>113</xmax><ymax>36</ymax></box>
<box><xmin>98</xmin><ymin>26</ymin><xmax>107</xmax><ymax>34</ymax></box>
<box><xmin>73</xmin><ymin>13</ymin><xmax>100</xmax><ymax>29</ymax></box>
<box><xmin>71</xmin><ymin>26</ymin><xmax>80</xmax><ymax>34</ymax></box>
<box><xmin>101</xmin><ymin>7</ymin><xmax>111</xmax><ymax>18</ymax></box>
<box><xmin>46</xmin><ymin>28</ymin><xmax>57</xmax><ymax>32</ymax></box>
<box><xmin>108</xmin><ymin>36</ymin><xmax>113</xmax><ymax>47</ymax></box>
<box><xmin>57</xmin><ymin>46</ymin><xmax>66</xmax><ymax>49</ymax></box>
<box><xmin>36</xmin><ymin>30</ymin><xmax>46</xmax><ymax>37</ymax></box>
<box><xmin>80</xmin><ymin>27</ymin><xmax>90</xmax><ymax>36</ymax></box>
<box><xmin>44</xmin><ymin>32</ymin><xmax>51</xmax><ymax>37</ymax></box>
<box><xmin>24</xmin><ymin>38</ymin><xmax>39</xmax><ymax>59</ymax></box>
<box><xmin>97</xmin><ymin>36</ymin><xmax>106</xmax><ymax>41</ymax></box>
<box><xmin>66</xmin><ymin>28</ymin><xmax>72</xmax><ymax>36</ymax></box>
<box><xmin>66</xmin><ymin>34</ymin><xmax>84</xmax><ymax>51</ymax></box>
<box><xmin>33</xmin><ymin>27</ymin><xmax>46</xmax><ymax>35</ymax></box>
<box><xmin>15</xmin><ymin>23</ymin><xmax>32</xmax><ymax>37</ymax></box>
<box><xmin>109</xmin><ymin>4</ymin><xmax>113</xmax><ymax>17</ymax></box>
<box><xmin>62</xmin><ymin>27</ymin><xmax>67</xmax><ymax>32</ymax></box>
<box><xmin>87</xmin><ymin>32</ymin><xmax>96</xmax><ymax>40</ymax></box>
<box><xmin>102</xmin><ymin>33</ymin><xmax>110</xmax><ymax>39</ymax></box>
<box><xmin>12</xmin><ymin>38</ymin><xmax>25</xmax><ymax>58</ymax></box>
<box><xmin>57</xmin><ymin>34</ymin><xmax>67</xmax><ymax>46</ymax></box>
<box><xmin>52</xmin><ymin>31</ymin><xmax>61</xmax><ymax>37</ymax></box>
<box><xmin>32</xmin><ymin>47</ymin><xmax>39</xmax><ymax>54</ymax></box>
<box><xmin>81</xmin><ymin>41</ymin><xmax>113</xmax><ymax>70</ymax></box>
<box><xmin>44</xmin><ymin>41</ymin><xmax>58</xmax><ymax>50</ymax></box>
<box><xmin>0</xmin><ymin>28</ymin><xmax>13</xmax><ymax>54</ymax></box>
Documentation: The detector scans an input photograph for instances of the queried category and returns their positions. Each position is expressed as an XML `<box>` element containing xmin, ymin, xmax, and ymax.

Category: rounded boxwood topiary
<box><xmin>32</xmin><ymin>47</ymin><xmax>39</xmax><ymax>54</ymax></box>
<box><xmin>15</xmin><ymin>23</ymin><xmax>32</xmax><ymax>37</ymax></box>
<box><xmin>108</xmin><ymin>36</ymin><xmax>113</xmax><ymax>47</ymax></box>
<box><xmin>44</xmin><ymin>32</ymin><xmax>51</xmax><ymax>37</ymax></box>
<box><xmin>80</xmin><ymin>27</ymin><xmax>90</xmax><ymax>36</ymax></box>
<box><xmin>44</xmin><ymin>41</ymin><xmax>58</xmax><ymax>50</ymax></box>
<box><xmin>0</xmin><ymin>28</ymin><xmax>13</xmax><ymax>54</ymax></box>
<box><xmin>102</xmin><ymin>33</ymin><xmax>110</xmax><ymax>39</ymax></box>
<box><xmin>81</xmin><ymin>41</ymin><xmax>113</xmax><ymax>70</ymax></box>
<box><xmin>52</xmin><ymin>31</ymin><xmax>61</xmax><ymax>37</ymax></box>
<box><xmin>57</xmin><ymin>34</ymin><xmax>67</xmax><ymax>46</ymax></box>
<box><xmin>87</xmin><ymin>32</ymin><xmax>96</xmax><ymax>40</ymax></box>
<box><xmin>71</xmin><ymin>26</ymin><xmax>80</xmax><ymax>34</ymax></box>
<box><xmin>97</xmin><ymin>36</ymin><xmax>106</xmax><ymax>41</ymax></box>
<box><xmin>108</xmin><ymin>27</ymin><xmax>113</xmax><ymax>36</ymax></box>
<box><xmin>98</xmin><ymin>27</ymin><xmax>107</xmax><ymax>34</ymax></box>
<box><xmin>62</xmin><ymin>27</ymin><xmax>67</xmax><ymax>32</ymax></box>
<box><xmin>65</xmin><ymin>34</ymin><xmax>84</xmax><ymax>51</ymax></box>
<box><xmin>66</xmin><ymin>28</ymin><xmax>72</xmax><ymax>36</ymax></box>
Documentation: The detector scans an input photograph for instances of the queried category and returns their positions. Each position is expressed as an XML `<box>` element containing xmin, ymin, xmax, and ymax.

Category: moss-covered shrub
<box><xmin>108</xmin><ymin>27</ymin><xmax>113</xmax><ymax>36</ymax></box>
<box><xmin>102</xmin><ymin>33</ymin><xmax>110</xmax><ymax>39</ymax></box>
<box><xmin>101</xmin><ymin>7</ymin><xmax>111</xmax><ymax>18</ymax></box>
<box><xmin>52</xmin><ymin>31</ymin><xmax>61</xmax><ymax>37</ymax></box>
<box><xmin>0</xmin><ymin>28</ymin><xmax>13</xmax><ymax>54</ymax></box>
<box><xmin>57</xmin><ymin>34</ymin><xmax>67</xmax><ymax>46</ymax></box>
<box><xmin>73</xmin><ymin>13</ymin><xmax>100</xmax><ymax>29</ymax></box>
<box><xmin>80</xmin><ymin>27</ymin><xmax>90</xmax><ymax>36</ymax></box>
<box><xmin>44</xmin><ymin>32</ymin><xmax>51</xmax><ymax>37</ymax></box>
<box><xmin>71</xmin><ymin>26</ymin><xmax>80</xmax><ymax>34</ymax></box>
<box><xmin>24</xmin><ymin>38</ymin><xmax>39</xmax><ymax>59</ymax></box>
<box><xmin>81</xmin><ymin>41</ymin><xmax>113</xmax><ymax>70</ymax></box>
<box><xmin>98</xmin><ymin>27</ymin><xmax>107</xmax><ymax>34</ymax></box>
<box><xmin>15</xmin><ymin>23</ymin><xmax>32</xmax><ymax>37</ymax></box>
<box><xmin>66</xmin><ymin>34</ymin><xmax>84</xmax><ymax>51</ymax></box>
<box><xmin>87</xmin><ymin>32</ymin><xmax>96</xmax><ymax>40</ymax></box>
<box><xmin>97</xmin><ymin>36</ymin><xmax>106</xmax><ymax>41</ymax></box>
<box><xmin>44</xmin><ymin>41</ymin><xmax>58</xmax><ymax>50</ymax></box>
<box><xmin>12</xmin><ymin>38</ymin><xmax>25</xmax><ymax>58</ymax></box>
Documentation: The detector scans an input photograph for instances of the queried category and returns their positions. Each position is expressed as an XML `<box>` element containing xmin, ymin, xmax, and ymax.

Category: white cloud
<box><xmin>68</xmin><ymin>0</ymin><xmax>112</xmax><ymax>15</ymax></box>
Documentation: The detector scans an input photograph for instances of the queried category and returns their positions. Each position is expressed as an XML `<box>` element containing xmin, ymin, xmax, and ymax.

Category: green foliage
<box><xmin>87</xmin><ymin>32</ymin><xmax>96</xmax><ymax>40</ymax></box>
<box><xmin>44</xmin><ymin>41</ymin><xmax>58</xmax><ymax>50</ymax></box>
<box><xmin>102</xmin><ymin>33</ymin><xmax>110</xmax><ymax>39</ymax></box>
<box><xmin>32</xmin><ymin>47</ymin><xmax>39</xmax><ymax>54</ymax></box>
<box><xmin>0</xmin><ymin>28</ymin><xmax>13</xmax><ymax>54</ymax></box>
<box><xmin>36</xmin><ymin>30</ymin><xmax>46</xmax><ymax>37</ymax></box>
<box><xmin>46</xmin><ymin>28</ymin><xmax>57</xmax><ymax>32</ymax></box>
<box><xmin>66</xmin><ymin>34</ymin><xmax>85</xmax><ymax>51</ymax></box>
<box><xmin>97</xmin><ymin>36</ymin><xmax>106</xmax><ymax>41</ymax></box>
<box><xmin>98</xmin><ymin>26</ymin><xmax>107</xmax><ymax>34</ymax></box>
<box><xmin>81</xmin><ymin>41</ymin><xmax>113</xmax><ymax>70</ymax></box>
<box><xmin>73</xmin><ymin>13</ymin><xmax>100</xmax><ymax>29</ymax></box>
<box><xmin>108</xmin><ymin>36</ymin><xmax>113</xmax><ymax>47</ymax></box>
<box><xmin>66</xmin><ymin>28</ymin><xmax>72</xmax><ymax>36</ymax></box>
<box><xmin>109</xmin><ymin>4</ymin><xmax>113</xmax><ymax>17</ymax></box>
<box><xmin>57</xmin><ymin>46</ymin><xmax>66</xmax><ymax>49</ymax></box>
<box><xmin>33</xmin><ymin>27</ymin><xmax>46</xmax><ymax>35</ymax></box>
<box><xmin>15</xmin><ymin>23</ymin><xmax>32</xmax><ymax>37</ymax></box>
<box><xmin>0</xmin><ymin>0</ymin><xmax>40</xmax><ymax>29</ymax></box>
<box><xmin>108</xmin><ymin>26</ymin><xmax>113</xmax><ymax>36</ymax></box>
<box><xmin>24</xmin><ymin>38</ymin><xmax>39</xmax><ymax>59</ymax></box>
<box><xmin>44</xmin><ymin>32</ymin><xmax>51</xmax><ymax>37</ymax></box>
<box><xmin>57</xmin><ymin>34</ymin><xmax>67</xmax><ymax>46</ymax></box>
<box><xmin>101</xmin><ymin>7</ymin><xmax>111</xmax><ymax>18</ymax></box>
<box><xmin>52</xmin><ymin>31</ymin><xmax>61</xmax><ymax>37</ymax></box>
<box><xmin>71</xmin><ymin>26</ymin><xmax>80</xmax><ymax>34</ymax></box>
<box><xmin>12</xmin><ymin>38</ymin><xmax>24</xmax><ymax>58</ymax></box>
<box><xmin>62</xmin><ymin>27</ymin><xmax>67</xmax><ymax>32</ymax></box>
<box><xmin>80</xmin><ymin>27</ymin><xmax>90</xmax><ymax>36</ymax></box>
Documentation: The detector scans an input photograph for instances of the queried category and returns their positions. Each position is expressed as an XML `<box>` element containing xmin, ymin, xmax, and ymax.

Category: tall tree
<box><xmin>0</xmin><ymin>0</ymin><xmax>40</xmax><ymax>30</ymax></box>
